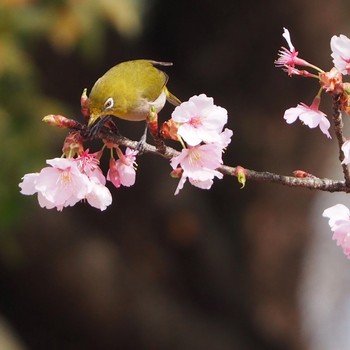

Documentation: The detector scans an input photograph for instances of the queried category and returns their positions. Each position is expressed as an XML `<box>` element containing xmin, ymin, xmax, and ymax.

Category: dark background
<box><xmin>0</xmin><ymin>0</ymin><xmax>349</xmax><ymax>349</ymax></box>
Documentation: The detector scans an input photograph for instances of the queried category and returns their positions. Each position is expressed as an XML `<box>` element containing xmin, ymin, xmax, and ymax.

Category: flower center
<box><xmin>189</xmin><ymin>115</ymin><xmax>202</xmax><ymax>128</ymax></box>
<box><xmin>60</xmin><ymin>170</ymin><xmax>72</xmax><ymax>185</ymax></box>
<box><xmin>189</xmin><ymin>149</ymin><xmax>201</xmax><ymax>166</ymax></box>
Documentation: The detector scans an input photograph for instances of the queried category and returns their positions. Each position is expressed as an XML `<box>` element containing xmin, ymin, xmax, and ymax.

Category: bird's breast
<box><xmin>116</xmin><ymin>90</ymin><xmax>167</xmax><ymax>121</ymax></box>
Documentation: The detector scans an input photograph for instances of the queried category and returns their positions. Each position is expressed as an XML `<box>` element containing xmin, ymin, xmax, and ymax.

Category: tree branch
<box><xmin>332</xmin><ymin>94</ymin><xmax>350</xmax><ymax>186</ymax></box>
<box><xmin>99</xmin><ymin>130</ymin><xmax>350</xmax><ymax>194</ymax></box>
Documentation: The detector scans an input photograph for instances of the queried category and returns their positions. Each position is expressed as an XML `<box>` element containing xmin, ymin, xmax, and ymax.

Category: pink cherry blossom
<box><xmin>76</xmin><ymin>151</ymin><xmax>106</xmax><ymax>185</ymax></box>
<box><xmin>20</xmin><ymin>172</ymin><xmax>67</xmax><ymax>211</ymax></box>
<box><xmin>323</xmin><ymin>204</ymin><xmax>350</xmax><ymax>259</ymax></box>
<box><xmin>19</xmin><ymin>156</ymin><xmax>113</xmax><ymax>211</ymax></box>
<box><xmin>85</xmin><ymin>182</ymin><xmax>112</xmax><ymax>211</ymax></box>
<box><xmin>77</xmin><ymin>152</ymin><xmax>112</xmax><ymax>210</ymax></box>
<box><xmin>170</xmin><ymin>143</ymin><xmax>224</xmax><ymax>195</ymax></box>
<box><xmin>341</xmin><ymin>140</ymin><xmax>350</xmax><ymax>165</ymax></box>
<box><xmin>171</xmin><ymin>94</ymin><xmax>228</xmax><ymax>146</ymax></box>
<box><xmin>275</xmin><ymin>28</ymin><xmax>316</xmax><ymax>75</ymax></box>
<box><xmin>107</xmin><ymin>148</ymin><xmax>138</xmax><ymax>188</ymax></box>
<box><xmin>217</xmin><ymin>128</ymin><xmax>233</xmax><ymax>148</ymax></box>
<box><xmin>330</xmin><ymin>34</ymin><xmax>350</xmax><ymax>75</ymax></box>
<box><xmin>19</xmin><ymin>158</ymin><xmax>91</xmax><ymax>211</ymax></box>
<box><xmin>283</xmin><ymin>97</ymin><xmax>331</xmax><ymax>138</ymax></box>
<box><xmin>75</xmin><ymin>152</ymin><xmax>112</xmax><ymax>210</ymax></box>
<box><xmin>19</xmin><ymin>173</ymin><xmax>39</xmax><ymax>196</ymax></box>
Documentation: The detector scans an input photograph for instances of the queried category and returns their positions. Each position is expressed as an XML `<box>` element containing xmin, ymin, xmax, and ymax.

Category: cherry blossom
<box><xmin>330</xmin><ymin>34</ymin><xmax>350</xmax><ymax>75</ymax></box>
<box><xmin>217</xmin><ymin>128</ymin><xmax>233</xmax><ymax>148</ymax></box>
<box><xmin>19</xmin><ymin>158</ymin><xmax>91</xmax><ymax>211</ymax></box>
<box><xmin>19</xmin><ymin>157</ymin><xmax>112</xmax><ymax>211</ymax></box>
<box><xmin>341</xmin><ymin>140</ymin><xmax>350</xmax><ymax>165</ymax></box>
<box><xmin>275</xmin><ymin>27</ymin><xmax>319</xmax><ymax>75</ymax></box>
<box><xmin>85</xmin><ymin>182</ymin><xmax>112</xmax><ymax>211</ymax></box>
<box><xmin>171</xmin><ymin>94</ymin><xmax>228</xmax><ymax>146</ymax></box>
<box><xmin>283</xmin><ymin>97</ymin><xmax>331</xmax><ymax>138</ymax></box>
<box><xmin>323</xmin><ymin>204</ymin><xmax>350</xmax><ymax>259</ymax></box>
<box><xmin>76</xmin><ymin>151</ymin><xmax>106</xmax><ymax>185</ymax></box>
<box><xmin>170</xmin><ymin>143</ymin><xmax>224</xmax><ymax>195</ymax></box>
<box><xmin>76</xmin><ymin>152</ymin><xmax>112</xmax><ymax>210</ymax></box>
<box><xmin>107</xmin><ymin>148</ymin><xmax>138</xmax><ymax>188</ymax></box>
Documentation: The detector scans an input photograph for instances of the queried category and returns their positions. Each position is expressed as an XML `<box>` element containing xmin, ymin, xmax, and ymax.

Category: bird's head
<box><xmin>88</xmin><ymin>94</ymin><xmax>116</xmax><ymax>127</ymax></box>
<box><xmin>87</xmin><ymin>72</ymin><xmax>124</xmax><ymax>127</ymax></box>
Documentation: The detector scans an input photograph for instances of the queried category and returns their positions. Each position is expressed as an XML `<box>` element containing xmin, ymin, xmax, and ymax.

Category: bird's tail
<box><xmin>164</xmin><ymin>86</ymin><xmax>181</xmax><ymax>106</ymax></box>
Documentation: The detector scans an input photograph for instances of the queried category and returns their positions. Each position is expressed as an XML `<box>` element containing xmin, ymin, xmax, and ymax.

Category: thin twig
<box><xmin>220</xmin><ymin>165</ymin><xmax>350</xmax><ymax>193</ymax></box>
<box><xmin>332</xmin><ymin>94</ymin><xmax>350</xmax><ymax>186</ymax></box>
<box><xmin>97</xmin><ymin>128</ymin><xmax>350</xmax><ymax>194</ymax></box>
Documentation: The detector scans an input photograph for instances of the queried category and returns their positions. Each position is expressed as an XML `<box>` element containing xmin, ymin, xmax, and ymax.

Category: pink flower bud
<box><xmin>62</xmin><ymin>131</ymin><xmax>84</xmax><ymax>157</ymax></box>
<box><xmin>319</xmin><ymin>67</ymin><xmax>344</xmax><ymax>94</ymax></box>
<box><xmin>234</xmin><ymin>166</ymin><xmax>246</xmax><ymax>188</ymax></box>
<box><xmin>42</xmin><ymin>114</ymin><xmax>79</xmax><ymax>129</ymax></box>
<box><xmin>170</xmin><ymin>167</ymin><xmax>183</xmax><ymax>178</ymax></box>
<box><xmin>160</xmin><ymin>119</ymin><xmax>180</xmax><ymax>141</ymax></box>
<box><xmin>81</xmin><ymin>88</ymin><xmax>90</xmax><ymax>121</ymax></box>
<box><xmin>293</xmin><ymin>170</ymin><xmax>315</xmax><ymax>178</ymax></box>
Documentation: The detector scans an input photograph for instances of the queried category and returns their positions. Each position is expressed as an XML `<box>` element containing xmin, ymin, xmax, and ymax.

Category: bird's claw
<box><xmin>136</xmin><ymin>136</ymin><xmax>147</xmax><ymax>154</ymax></box>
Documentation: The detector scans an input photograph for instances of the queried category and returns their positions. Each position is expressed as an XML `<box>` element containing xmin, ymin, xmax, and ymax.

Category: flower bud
<box><xmin>42</xmin><ymin>114</ymin><xmax>79</xmax><ymax>129</ymax></box>
<box><xmin>293</xmin><ymin>170</ymin><xmax>315</xmax><ymax>178</ymax></box>
<box><xmin>234</xmin><ymin>166</ymin><xmax>246</xmax><ymax>189</ymax></box>
<box><xmin>62</xmin><ymin>131</ymin><xmax>84</xmax><ymax>157</ymax></box>
<box><xmin>160</xmin><ymin>119</ymin><xmax>179</xmax><ymax>141</ymax></box>
<box><xmin>170</xmin><ymin>167</ymin><xmax>183</xmax><ymax>178</ymax></box>
<box><xmin>81</xmin><ymin>88</ymin><xmax>90</xmax><ymax>121</ymax></box>
<box><xmin>319</xmin><ymin>67</ymin><xmax>343</xmax><ymax>94</ymax></box>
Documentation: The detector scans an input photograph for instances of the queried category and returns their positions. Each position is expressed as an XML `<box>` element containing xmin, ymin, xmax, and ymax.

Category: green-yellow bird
<box><xmin>87</xmin><ymin>59</ymin><xmax>181</xmax><ymax>127</ymax></box>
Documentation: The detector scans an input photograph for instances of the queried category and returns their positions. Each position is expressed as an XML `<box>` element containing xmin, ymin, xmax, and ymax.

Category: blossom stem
<box><xmin>332</xmin><ymin>94</ymin><xmax>350</xmax><ymax>186</ymax></box>
<box><xmin>114</xmin><ymin>145</ymin><xmax>124</xmax><ymax>159</ymax></box>
<box><xmin>178</xmin><ymin>136</ymin><xmax>187</xmax><ymax>149</ymax></box>
<box><xmin>308</xmin><ymin>63</ymin><xmax>324</xmax><ymax>74</ymax></box>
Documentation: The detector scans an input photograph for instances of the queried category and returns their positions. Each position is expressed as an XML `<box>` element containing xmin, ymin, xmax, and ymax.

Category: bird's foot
<box><xmin>136</xmin><ymin>131</ymin><xmax>147</xmax><ymax>154</ymax></box>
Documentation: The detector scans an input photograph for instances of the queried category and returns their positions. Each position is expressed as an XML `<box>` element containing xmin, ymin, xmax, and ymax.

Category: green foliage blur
<box><xmin>0</xmin><ymin>0</ymin><xmax>143</xmax><ymax>233</ymax></box>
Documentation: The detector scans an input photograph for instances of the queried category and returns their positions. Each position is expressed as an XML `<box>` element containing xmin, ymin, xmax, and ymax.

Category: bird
<box><xmin>87</xmin><ymin>59</ymin><xmax>181</xmax><ymax>128</ymax></box>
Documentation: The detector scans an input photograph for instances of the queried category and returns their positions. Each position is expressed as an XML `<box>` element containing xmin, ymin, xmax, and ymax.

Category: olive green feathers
<box><xmin>88</xmin><ymin>59</ymin><xmax>180</xmax><ymax>126</ymax></box>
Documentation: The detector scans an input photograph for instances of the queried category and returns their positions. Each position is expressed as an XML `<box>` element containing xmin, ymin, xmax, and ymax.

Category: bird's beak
<box><xmin>87</xmin><ymin>113</ymin><xmax>100</xmax><ymax>127</ymax></box>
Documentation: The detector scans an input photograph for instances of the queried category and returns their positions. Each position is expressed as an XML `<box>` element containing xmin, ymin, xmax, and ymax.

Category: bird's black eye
<box><xmin>104</xmin><ymin>97</ymin><xmax>114</xmax><ymax>110</ymax></box>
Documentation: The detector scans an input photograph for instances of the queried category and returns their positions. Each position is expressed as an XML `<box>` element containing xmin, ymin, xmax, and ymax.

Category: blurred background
<box><xmin>1</xmin><ymin>0</ymin><xmax>350</xmax><ymax>349</ymax></box>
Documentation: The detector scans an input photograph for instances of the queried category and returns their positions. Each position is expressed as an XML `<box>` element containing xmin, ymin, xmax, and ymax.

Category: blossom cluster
<box><xmin>275</xmin><ymin>28</ymin><xmax>350</xmax><ymax>139</ymax></box>
<box><xmin>165</xmin><ymin>94</ymin><xmax>232</xmax><ymax>195</ymax></box>
<box><xmin>19</xmin><ymin>94</ymin><xmax>232</xmax><ymax>210</ymax></box>
<box><xmin>276</xmin><ymin>28</ymin><xmax>350</xmax><ymax>259</ymax></box>
<box><xmin>19</xmin><ymin>149</ymin><xmax>137</xmax><ymax>211</ymax></box>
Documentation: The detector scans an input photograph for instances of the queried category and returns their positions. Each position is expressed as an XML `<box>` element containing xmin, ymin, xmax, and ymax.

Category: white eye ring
<box><xmin>104</xmin><ymin>97</ymin><xmax>114</xmax><ymax>110</ymax></box>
